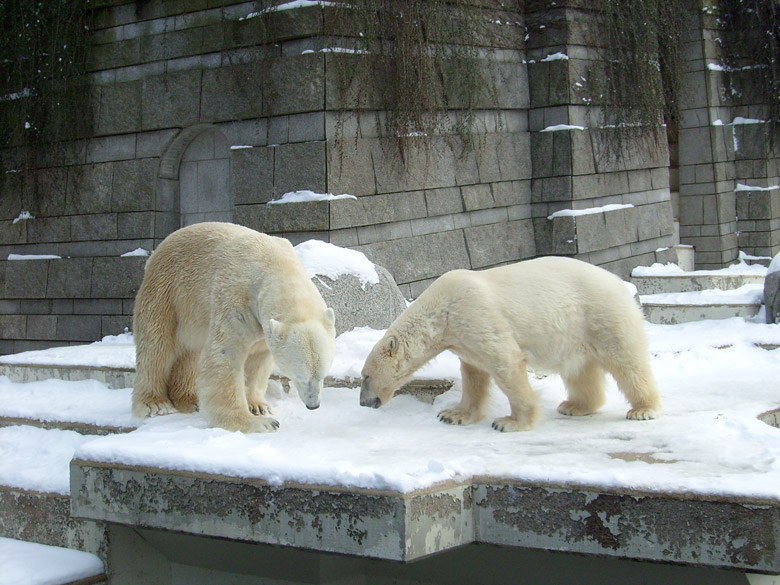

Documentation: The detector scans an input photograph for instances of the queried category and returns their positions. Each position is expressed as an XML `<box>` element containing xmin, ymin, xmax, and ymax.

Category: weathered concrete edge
<box><xmin>69</xmin><ymin>460</ymin><xmax>780</xmax><ymax>572</ymax></box>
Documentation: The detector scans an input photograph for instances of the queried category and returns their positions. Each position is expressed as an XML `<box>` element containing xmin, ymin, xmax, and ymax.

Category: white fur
<box><xmin>360</xmin><ymin>256</ymin><xmax>661</xmax><ymax>432</ymax></box>
<box><xmin>132</xmin><ymin>222</ymin><xmax>336</xmax><ymax>433</ymax></box>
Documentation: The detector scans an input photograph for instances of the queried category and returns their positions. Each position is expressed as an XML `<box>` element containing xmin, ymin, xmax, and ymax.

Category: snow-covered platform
<box><xmin>632</xmin><ymin>261</ymin><xmax>768</xmax><ymax>324</ymax></box>
<box><xmin>0</xmin><ymin>537</ymin><xmax>105</xmax><ymax>585</ymax></box>
<box><xmin>3</xmin><ymin>320</ymin><xmax>780</xmax><ymax>581</ymax></box>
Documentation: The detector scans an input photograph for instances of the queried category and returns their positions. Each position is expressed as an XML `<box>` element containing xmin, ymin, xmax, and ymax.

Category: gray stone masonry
<box><xmin>1</xmin><ymin>0</ymin><xmax>777</xmax><ymax>352</ymax></box>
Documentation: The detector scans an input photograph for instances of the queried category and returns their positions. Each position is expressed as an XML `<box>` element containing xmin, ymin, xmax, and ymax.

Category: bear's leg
<box><xmin>438</xmin><ymin>360</ymin><xmax>490</xmax><ymax>426</ymax></box>
<box><xmin>490</xmin><ymin>358</ymin><xmax>539</xmax><ymax>432</ymax></box>
<box><xmin>198</xmin><ymin>335</ymin><xmax>279</xmax><ymax>433</ymax></box>
<box><xmin>132</xmin><ymin>323</ymin><xmax>179</xmax><ymax>419</ymax></box>
<box><xmin>245</xmin><ymin>349</ymin><xmax>274</xmax><ymax>416</ymax></box>
<box><xmin>557</xmin><ymin>359</ymin><xmax>607</xmax><ymax>416</ymax></box>
<box><xmin>167</xmin><ymin>350</ymin><xmax>200</xmax><ymax>414</ymax></box>
<box><xmin>608</xmin><ymin>360</ymin><xmax>661</xmax><ymax>420</ymax></box>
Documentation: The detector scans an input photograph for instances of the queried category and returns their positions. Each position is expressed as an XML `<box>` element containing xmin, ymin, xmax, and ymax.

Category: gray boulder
<box><xmin>312</xmin><ymin>264</ymin><xmax>407</xmax><ymax>336</ymax></box>
<box><xmin>765</xmin><ymin>255</ymin><xmax>780</xmax><ymax>324</ymax></box>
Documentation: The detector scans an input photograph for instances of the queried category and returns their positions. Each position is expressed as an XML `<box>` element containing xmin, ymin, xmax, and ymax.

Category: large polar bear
<box><xmin>132</xmin><ymin>222</ymin><xmax>336</xmax><ymax>433</ymax></box>
<box><xmin>360</xmin><ymin>256</ymin><xmax>661</xmax><ymax>432</ymax></box>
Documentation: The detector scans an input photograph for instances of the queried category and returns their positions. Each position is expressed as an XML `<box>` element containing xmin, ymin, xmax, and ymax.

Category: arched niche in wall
<box><xmin>158</xmin><ymin>123</ymin><xmax>233</xmax><ymax>228</ymax></box>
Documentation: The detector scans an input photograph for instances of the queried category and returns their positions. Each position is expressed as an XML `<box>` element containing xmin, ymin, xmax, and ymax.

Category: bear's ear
<box><xmin>386</xmin><ymin>335</ymin><xmax>398</xmax><ymax>356</ymax></box>
<box><xmin>324</xmin><ymin>307</ymin><xmax>335</xmax><ymax>328</ymax></box>
<box><xmin>269</xmin><ymin>318</ymin><xmax>286</xmax><ymax>342</ymax></box>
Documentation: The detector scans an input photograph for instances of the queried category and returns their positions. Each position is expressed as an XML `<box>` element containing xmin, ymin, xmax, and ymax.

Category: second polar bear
<box><xmin>360</xmin><ymin>256</ymin><xmax>660</xmax><ymax>432</ymax></box>
<box><xmin>132</xmin><ymin>222</ymin><xmax>336</xmax><ymax>433</ymax></box>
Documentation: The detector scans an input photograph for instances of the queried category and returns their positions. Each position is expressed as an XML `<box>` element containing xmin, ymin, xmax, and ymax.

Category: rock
<box><xmin>312</xmin><ymin>264</ymin><xmax>407</xmax><ymax>336</ymax></box>
<box><xmin>765</xmin><ymin>253</ymin><xmax>780</xmax><ymax>324</ymax></box>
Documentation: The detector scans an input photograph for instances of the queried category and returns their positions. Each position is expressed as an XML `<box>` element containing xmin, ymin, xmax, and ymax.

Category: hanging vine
<box><xmin>586</xmin><ymin>0</ymin><xmax>693</xmax><ymax>153</ymax></box>
<box><xmin>717</xmin><ymin>0</ymin><xmax>780</xmax><ymax>149</ymax></box>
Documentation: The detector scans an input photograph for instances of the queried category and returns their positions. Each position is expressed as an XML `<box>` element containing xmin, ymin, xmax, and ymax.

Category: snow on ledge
<box><xmin>7</xmin><ymin>254</ymin><xmax>61</xmax><ymax>261</ymax></box>
<box><xmin>120</xmin><ymin>248</ymin><xmax>150</xmax><ymax>257</ymax></box>
<box><xmin>547</xmin><ymin>203</ymin><xmax>633</xmax><ymax>220</ymax></box>
<box><xmin>735</xmin><ymin>183</ymin><xmax>779</xmax><ymax>193</ymax></box>
<box><xmin>267</xmin><ymin>190</ymin><xmax>357</xmax><ymax>205</ymax></box>
<box><xmin>540</xmin><ymin>124</ymin><xmax>586</xmax><ymax>132</ymax></box>
<box><xmin>294</xmin><ymin>239</ymin><xmax>379</xmax><ymax>288</ymax></box>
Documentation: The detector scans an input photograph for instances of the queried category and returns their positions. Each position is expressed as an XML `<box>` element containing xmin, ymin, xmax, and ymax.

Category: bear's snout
<box><xmin>359</xmin><ymin>377</ymin><xmax>382</xmax><ymax>409</ymax></box>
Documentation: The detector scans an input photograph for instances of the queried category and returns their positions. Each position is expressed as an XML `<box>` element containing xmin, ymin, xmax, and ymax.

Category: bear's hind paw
<box><xmin>557</xmin><ymin>400</ymin><xmax>597</xmax><ymax>417</ymax></box>
<box><xmin>438</xmin><ymin>407</ymin><xmax>481</xmax><ymax>426</ymax></box>
<box><xmin>137</xmin><ymin>400</ymin><xmax>177</xmax><ymax>418</ymax></box>
<box><xmin>243</xmin><ymin>415</ymin><xmax>280</xmax><ymax>433</ymax></box>
<box><xmin>626</xmin><ymin>407</ymin><xmax>659</xmax><ymax>421</ymax></box>
<box><xmin>491</xmin><ymin>416</ymin><xmax>531</xmax><ymax>433</ymax></box>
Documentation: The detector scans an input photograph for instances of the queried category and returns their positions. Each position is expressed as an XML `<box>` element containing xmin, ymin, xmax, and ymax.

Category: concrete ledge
<box><xmin>640</xmin><ymin>302</ymin><xmax>761</xmax><ymax>325</ymax></box>
<box><xmin>69</xmin><ymin>461</ymin><xmax>780</xmax><ymax>572</ymax></box>
<box><xmin>632</xmin><ymin>274</ymin><xmax>766</xmax><ymax>295</ymax></box>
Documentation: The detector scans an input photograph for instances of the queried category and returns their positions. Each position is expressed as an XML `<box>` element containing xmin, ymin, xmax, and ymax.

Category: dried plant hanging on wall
<box><xmin>717</xmin><ymin>0</ymin><xmax>780</xmax><ymax>150</ymax></box>
<box><xmin>0</xmin><ymin>0</ymin><xmax>94</xmax><ymax>152</ymax></box>
<box><xmin>586</xmin><ymin>0</ymin><xmax>692</xmax><ymax>155</ymax></box>
<box><xmin>325</xmin><ymin>0</ymin><xmax>517</xmax><ymax>157</ymax></box>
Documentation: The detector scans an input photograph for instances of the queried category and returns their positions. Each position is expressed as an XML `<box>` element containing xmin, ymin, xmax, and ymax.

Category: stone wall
<box><xmin>2</xmin><ymin>0</ymin><xmax>773</xmax><ymax>353</ymax></box>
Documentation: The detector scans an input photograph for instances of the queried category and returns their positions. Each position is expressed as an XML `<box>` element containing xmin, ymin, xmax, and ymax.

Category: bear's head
<box><xmin>267</xmin><ymin>308</ymin><xmax>336</xmax><ymax>410</ymax></box>
<box><xmin>359</xmin><ymin>333</ymin><xmax>414</xmax><ymax>408</ymax></box>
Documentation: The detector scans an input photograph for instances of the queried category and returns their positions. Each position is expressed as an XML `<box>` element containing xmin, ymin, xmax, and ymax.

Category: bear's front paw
<box><xmin>626</xmin><ymin>407</ymin><xmax>659</xmax><ymax>421</ymax></box>
<box><xmin>438</xmin><ymin>407</ymin><xmax>482</xmax><ymax>426</ymax></box>
<box><xmin>244</xmin><ymin>415</ymin><xmax>280</xmax><ymax>433</ymax></box>
<box><xmin>248</xmin><ymin>401</ymin><xmax>272</xmax><ymax>416</ymax></box>
<box><xmin>491</xmin><ymin>416</ymin><xmax>531</xmax><ymax>432</ymax></box>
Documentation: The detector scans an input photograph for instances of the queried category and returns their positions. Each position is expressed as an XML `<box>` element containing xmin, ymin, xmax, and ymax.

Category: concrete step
<box><xmin>1</xmin><ymin>536</ymin><xmax>106</xmax><ymax>585</ymax></box>
<box><xmin>631</xmin><ymin>272</ymin><xmax>765</xmax><ymax>295</ymax></box>
<box><xmin>639</xmin><ymin>284</ymin><xmax>764</xmax><ymax>324</ymax></box>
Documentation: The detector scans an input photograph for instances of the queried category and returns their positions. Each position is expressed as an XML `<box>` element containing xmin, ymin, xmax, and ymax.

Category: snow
<box><xmin>267</xmin><ymin>190</ymin><xmax>357</xmax><ymax>205</ymax></box>
<box><xmin>632</xmin><ymin>260</ymin><xmax>768</xmax><ymax>278</ymax></box>
<box><xmin>294</xmin><ymin>239</ymin><xmax>379</xmax><ymax>288</ymax></box>
<box><xmin>540</xmin><ymin>124</ymin><xmax>585</xmax><ymax>132</ymax></box>
<box><xmin>12</xmin><ymin>210</ymin><xmax>34</xmax><ymax>224</ymax></box>
<box><xmin>736</xmin><ymin>183</ymin><xmax>779</xmax><ymax>193</ymax></box>
<box><xmin>548</xmin><ymin>203</ymin><xmax>633</xmax><ymax>220</ymax></box>
<box><xmin>0</xmin><ymin>537</ymin><xmax>103</xmax><ymax>585</ymax></box>
<box><xmin>240</xmin><ymin>1</ymin><xmax>335</xmax><ymax>20</ymax></box>
<box><xmin>120</xmin><ymin>247</ymin><xmax>150</xmax><ymax>257</ymax></box>
<box><xmin>640</xmin><ymin>284</ymin><xmax>764</xmax><ymax>306</ymax></box>
<box><xmin>7</xmin><ymin>254</ymin><xmax>61</xmax><ymax>261</ymax></box>
<box><xmin>1</xmin><ymin>315</ymin><xmax>780</xmax><ymax>499</ymax></box>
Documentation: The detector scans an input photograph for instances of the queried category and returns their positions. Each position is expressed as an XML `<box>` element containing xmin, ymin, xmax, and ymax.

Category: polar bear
<box><xmin>132</xmin><ymin>222</ymin><xmax>336</xmax><ymax>433</ymax></box>
<box><xmin>359</xmin><ymin>256</ymin><xmax>660</xmax><ymax>432</ymax></box>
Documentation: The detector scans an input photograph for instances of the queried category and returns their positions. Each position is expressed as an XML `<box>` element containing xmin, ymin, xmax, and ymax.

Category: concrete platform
<box><xmin>631</xmin><ymin>273</ymin><xmax>765</xmax><ymax>295</ymax></box>
<box><xmin>69</xmin><ymin>459</ymin><xmax>780</xmax><ymax>572</ymax></box>
<box><xmin>640</xmin><ymin>300</ymin><xmax>762</xmax><ymax>324</ymax></box>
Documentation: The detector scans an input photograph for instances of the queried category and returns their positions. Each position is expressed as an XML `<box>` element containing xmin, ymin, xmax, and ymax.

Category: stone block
<box><xmin>532</xmin><ymin>176</ymin><xmax>572</xmax><ymax>203</ymax></box>
<box><xmin>28</xmin><ymin>168</ymin><xmax>69</xmax><ymax>218</ymax></box>
<box><xmin>96</xmin><ymin>80</ymin><xmax>142</xmax><ymax>135</ymax></box>
<box><xmin>289</xmin><ymin>112</ymin><xmax>325</xmax><ymax>143</ymax></box>
<box><xmin>574</xmin><ymin>212</ymin><xmax>609</xmax><ymax>253</ymax></box>
<box><xmin>358</xmin><ymin>230</ymin><xmax>470</xmax><ymax>285</ymax></box>
<box><xmin>552</xmin><ymin>131</ymin><xmax>573</xmax><ymax>177</ymax></box>
<box><xmin>264</xmin><ymin>201</ymin><xmax>330</xmax><ymax>233</ymax></box>
<box><xmin>425</xmin><ymin>187</ymin><xmax>463</xmax><ymax>217</ymax></box>
<box><xmin>72</xmin><ymin>214</ymin><xmax>118</xmax><ymax>241</ymax></box>
<box><xmin>67</xmin><ymin>164</ymin><xmax>114</xmax><ymax>215</ymax></box>
<box><xmin>26</xmin><ymin>315</ymin><xmax>57</xmax><ymax>340</ymax></box>
<box><xmin>464</xmin><ymin>219</ymin><xmax>535</xmax><ymax>269</ymax></box>
<box><xmin>330</xmin><ymin>191</ymin><xmax>426</xmax><ymax>231</ymax></box>
<box><xmin>462</xmin><ymin>184</ymin><xmax>494</xmax><ymax>212</ymax></box>
<box><xmin>637</xmin><ymin>204</ymin><xmax>662</xmax><ymax>241</ymax></box>
<box><xmin>102</xmin><ymin>315</ymin><xmax>132</xmax><ymax>337</ymax></box>
<box><xmin>4</xmin><ymin>260</ymin><xmax>48</xmax><ymax>299</ymax></box>
<box><xmin>356</xmin><ymin>221</ymin><xmax>413</xmax><ymax>246</ymax></box>
<box><xmin>679</xmin><ymin>127</ymin><xmax>714</xmax><ymax>166</ymax></box>
<box><xmin>47</xmin><ymin>258</ymin><xmax>93</xmax><ymax>299</ymax></box>
<box><xmin>274</xmin><ymin>142</ymin><xmax>327</xmax><ymax>198</ymax></box>
<box><xmin>327</xmin><ymin>140</ymin><xmax>376</xmax><ymax>197</ymax></box>
<box><xmin>0</xmin><ymin>314</ymin><xmax>26</xmax><ymax>339</ymax></box>
<box><xmin>0</xmin><ymin>220</ymin><xmax>26</xmax><ymax>246</ymax></box>
<box><xmin>73</xmin><ymin>299</ymin><xmax>123</xmax><ymax>315</ymax></box>
<box><xmin>86</xmin><ymin>135</ymin><xmax>137</xmax><ymax>164</ymax></box>
<box><xmin>56</xmin><ymin>315</ymin><xmax>102</xmax><ymax>342</ymax></box>
<box><xmin>231</xmin><ymin>147</ymin><xmax>274</xmax><ymax>206</ymax></box>
<box><xmin>531</xmin><ymin>132</ymin><xmax>553</xmax><ymax>178</ymax></box>
<box><xmin>201</xmin><ymin>64</ymin><xmax>265</xmax><ymax>123</ymax></box>
<box><xmin>410</xmin><ymin>215</ymin><xmax>456</xmax><ymax>237</ymax></box>
<box><xmin>233</xmin><ymin>204</ymin><xmax>267</xmax><ymax>233</ymax></box>
<box><xmin>263</xmin><ymin>54</ymin><xmax>324</xmax><ymax>117</ymax></box>
<box><xmin>0</xmin><ymin>172</ymin><xmax>22</xmax><ymax>221</ymax></box>
<box><xmin>26</xmin><ymin>217</ymin><xmax>71</xmax><ymax>244</ymax></box>
<box><xmin>141</xmin><ymin>70</ymin><xmax>201</xmax><ymax>130</ymax></box>
<box><xmin>118</xmin><ymin>212</ymin><xmax>155</xmax><ymax>240</ymax></box>
<box><xmin>90</xmin><ymin>257</ymin><xmax>145</xmax><ymax>298</ymax></box>
<box><xmin>112</xmin><ymin>158</ymin><xmax>156</xmax><ymax>212</ymax></box>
